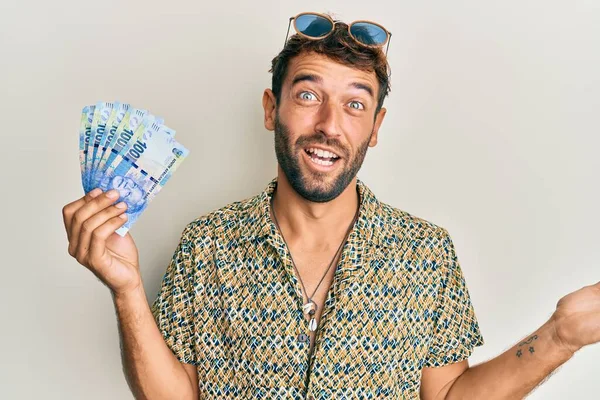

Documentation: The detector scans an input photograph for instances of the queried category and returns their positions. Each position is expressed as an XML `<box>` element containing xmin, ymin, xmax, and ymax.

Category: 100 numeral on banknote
<box><xmin>78</xmin><ymin>101</ymin><xmax>189</xmax><ymax>236</ymax></box>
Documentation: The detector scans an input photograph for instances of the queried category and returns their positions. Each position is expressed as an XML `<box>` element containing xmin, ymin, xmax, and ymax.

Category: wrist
<box><xmin>548</xmin><ymin>315</ymin><xmax>580</xmax><ymax>357</ymax></box>
<box><xmin>111</xmin><ymin>282</ymin><xmax>145</xmax><ymax>304</ymax></box>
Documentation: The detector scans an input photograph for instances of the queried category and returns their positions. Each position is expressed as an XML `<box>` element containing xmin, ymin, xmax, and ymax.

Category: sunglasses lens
<box><xmin>295</xmin><ymin>14</ymin><xmax>334</xmax><ymax>38</ymax></box>
<box><xmin>350</xmin><ymin>22</ymin><xmax>388</xmax><ymax>46</ymax></box>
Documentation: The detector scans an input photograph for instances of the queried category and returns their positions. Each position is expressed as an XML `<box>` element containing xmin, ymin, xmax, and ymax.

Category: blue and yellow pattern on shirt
<box><xmin>151</xmin><ymin>177</ymin><xmax>485</xmax><ymax>399</ymax></box>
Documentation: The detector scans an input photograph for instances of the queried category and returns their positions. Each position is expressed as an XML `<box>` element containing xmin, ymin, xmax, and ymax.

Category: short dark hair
<box><xmin>269</xmin><ymin>17</ymin><xmax>392</xmax><ymax>115</ymax></box>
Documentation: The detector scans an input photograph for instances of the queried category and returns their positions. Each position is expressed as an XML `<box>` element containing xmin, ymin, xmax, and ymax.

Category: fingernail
<box><xmin>89</xmin><ymin>188</ymin><xmax>102</xmax><ymax>198</ymax></box>
<box><xmin>119</xmin><ymin>213</ymin><xmax>128</xmax><ymax>219</ymax></box>
<box><xmin>115</xmin><ymin>202</ymin><xmax>127</xmax><ymax>209</ymax></box>
<box><xmin>106</xmin><ymin>190</ymin><xmax>119</xmax><ymax>199</ymax></box>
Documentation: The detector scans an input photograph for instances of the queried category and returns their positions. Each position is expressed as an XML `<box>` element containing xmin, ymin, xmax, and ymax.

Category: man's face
<box><xmin>265</xmin><ymin>52</ymin><xmax>386</xmax><ymax>203</ymax></box>
<box><xmin>110</xmin><ymin>175</ymin><xmax>144</xmax><ymax>207</ymax></box>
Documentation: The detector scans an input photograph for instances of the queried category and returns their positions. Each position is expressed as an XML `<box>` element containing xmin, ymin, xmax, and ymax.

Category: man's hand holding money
<box><xmin>62</xmin><ymin>188</ymin><xmax>142</xmax><ymax>297</ymax></box>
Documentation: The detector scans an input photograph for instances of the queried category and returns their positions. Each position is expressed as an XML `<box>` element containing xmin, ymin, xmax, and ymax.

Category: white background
<box><xmin>1</xmin><ymin>0</ymin><xmax>598</xmax><ymax>398</ymax></box>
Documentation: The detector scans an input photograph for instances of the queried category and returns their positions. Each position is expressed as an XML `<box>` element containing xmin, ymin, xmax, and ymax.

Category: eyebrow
<box><xmin>291</xmin><ymin>73</ymin><xmax>375</xmax><ymax>99</ymax></box>
<box><xmin>350</xmin><ymin>82</ymin><xmax>374</xmax><ymax>98</ymax></box>
<box><xmin>291</xmin><ymin>73</ymin><xmax>322</xmax><ymax>86</ymax></box>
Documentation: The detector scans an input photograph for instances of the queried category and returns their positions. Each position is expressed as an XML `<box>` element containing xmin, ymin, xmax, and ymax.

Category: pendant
<box><xmin>309</xmin><ymin>317</ymin><xmax>318</xmax><ymax>332</ymax></box>
<box><xmin>302</xmin><ymin>300</ymin><xmax>317</xmax><ymax>315</ymax></box>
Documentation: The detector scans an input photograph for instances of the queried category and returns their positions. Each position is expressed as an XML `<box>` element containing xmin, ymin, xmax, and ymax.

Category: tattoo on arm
<box><xmin>516</xmin><ymin>334</ymin><xmax>538</xmax><ymax>358</ymax></box>
<box><xmin>518</xmin><ymin>335</ymin><xmax>538</xmax><ymax>346</ymax></box>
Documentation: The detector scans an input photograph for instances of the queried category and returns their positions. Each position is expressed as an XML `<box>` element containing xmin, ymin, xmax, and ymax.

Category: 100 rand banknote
<box><xmin>89</xmin><ymin>102</ymin><xmax>130</xmax><ymax>190</ymax></box>
<box><xmin>87</xmin><ymin>107</ymin><xmax>153</xmax><ymax>191</ymax></box>
<box><xmin>94</xmin><ymin>120</ymin><xmax>188</xmax><ymax>236</ymax></box>
<box><xmin>88</xmin><ymin>107</ymin><xmax>171</xmax><ymax>193</ymax></box>
<box><xmin>79</xmin><ymin>105</ymin><xmax>95</xmax><ymax>190</ymax></box>
<box><xmin>85</xmin><ymin>102</ymin><xmax>114</xmax><ymax>192</ymax></box>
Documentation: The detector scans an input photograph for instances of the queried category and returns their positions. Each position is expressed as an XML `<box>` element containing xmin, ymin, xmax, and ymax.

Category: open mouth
<box><xmin>303</xmin><ymin>147</ymin><xmax>341</xmax><ymax>167</ymax></box>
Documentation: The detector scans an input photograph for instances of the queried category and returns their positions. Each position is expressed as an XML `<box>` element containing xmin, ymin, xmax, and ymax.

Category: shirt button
<box><xmin>297</xmin><ymin>333</ymin><xmax>308</xmax><ymax>343</ymax></box>
<box><xmin>308</xmin><ymin>396</ymin><xmax>315</xmax><ymax>400</ymax></box>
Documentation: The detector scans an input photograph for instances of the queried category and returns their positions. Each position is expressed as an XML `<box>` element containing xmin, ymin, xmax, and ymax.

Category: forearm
<box><xmin>112</xmin><ymin>285</ymin><xmax>195</xmax><ymax>400</ymax></box>
<box><xmin>445</xmin><ymin>318</ymin><xmax>574</xmax><ymax>399</ymax></box>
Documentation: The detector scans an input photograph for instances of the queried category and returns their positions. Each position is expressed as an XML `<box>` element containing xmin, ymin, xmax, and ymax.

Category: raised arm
<box><xmin>443</xmin><ymin>281</ymin><xmax>600</xmax><ymax>399</ymax></box>
<box><xmin>62</xmin><ymin>188</ymin><xmax>198</xmax><ymax>399</ymax></box>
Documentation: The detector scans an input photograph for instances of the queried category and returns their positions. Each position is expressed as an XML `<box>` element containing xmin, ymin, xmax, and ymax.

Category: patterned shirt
<box><xmin>151</xmin><ymin>177</ymin><xmax>485</xmax><ymax>399</ymax></box>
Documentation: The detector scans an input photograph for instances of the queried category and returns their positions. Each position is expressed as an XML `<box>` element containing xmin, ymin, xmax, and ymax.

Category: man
<box><xmin>62</xmin><ymin>12</ymin><xmax>600</xmax><ymax>400</ymax></box>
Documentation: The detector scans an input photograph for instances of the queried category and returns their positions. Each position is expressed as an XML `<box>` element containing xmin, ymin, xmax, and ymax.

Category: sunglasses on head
<box><xmin>284</xmin><ymin>12</ymin><xmax>392</xmax><ymax>56</ymax></box>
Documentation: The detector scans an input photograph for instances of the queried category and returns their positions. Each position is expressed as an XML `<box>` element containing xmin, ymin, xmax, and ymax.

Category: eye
<box><xmin>298</xmin><ymin>91</ymin><xmax>317</xmax><ymax>101</ymax></box>
<box><xmin>348</xmin><ymin>101</ymin><xmax>365</xmax><ymax>110</ymax></box>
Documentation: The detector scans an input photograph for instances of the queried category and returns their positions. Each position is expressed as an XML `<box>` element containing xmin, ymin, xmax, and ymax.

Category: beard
<box><xmin>273</xmin><ymin>112</ymin><xmax>372</xmax><ymax>203</ymax></box>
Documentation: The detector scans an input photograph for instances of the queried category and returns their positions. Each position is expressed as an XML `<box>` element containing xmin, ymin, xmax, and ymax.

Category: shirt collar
<box><xmin>240</xmin><ymin>177</ymin><xmax>393</xmax><ymax>248</ymax></box>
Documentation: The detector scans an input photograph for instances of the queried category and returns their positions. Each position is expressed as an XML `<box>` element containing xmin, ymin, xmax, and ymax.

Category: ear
<box><xmin>369</xmin><ymin>107</ymin><xmax>387</xmax><ymax>147</ymax></box>
<box><xmin>262</xmin><ymin>89</ymin><xmax>277</xmax><ymax>131</ymax></box>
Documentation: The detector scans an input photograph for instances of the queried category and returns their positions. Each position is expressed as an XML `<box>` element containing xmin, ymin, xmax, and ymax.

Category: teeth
<box><xmin>306</xmin><ymin>148</ymin><xmax>339</xmax><ymax>159</ymax></box>
<box><xmin>309</xmin><ymin>156</ymin><xmax>334</xmax><ymax>166</ymax></box>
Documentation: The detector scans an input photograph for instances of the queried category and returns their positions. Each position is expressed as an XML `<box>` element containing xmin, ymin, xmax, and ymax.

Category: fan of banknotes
<box><xmin>78</xmin><ymin>101</ymin><xmax>189</xmax><ymax>236</ymax></box>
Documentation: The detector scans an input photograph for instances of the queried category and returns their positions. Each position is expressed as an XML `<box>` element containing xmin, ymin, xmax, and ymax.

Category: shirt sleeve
<box><xmin>150</xmin><ymin>223</ymin><xmax>198</xmax><ymax>365</ymax></box>
<box><xmin>423</xmin><ymin>228</ymin><xmax>485</xmax><ymax>368</ymax></box>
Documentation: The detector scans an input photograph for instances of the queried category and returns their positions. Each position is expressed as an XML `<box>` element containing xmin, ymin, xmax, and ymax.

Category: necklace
<box><xmin>270</xmin><ymin>191</ymin><xmax>359</xmax><ymax>333</ymax></box>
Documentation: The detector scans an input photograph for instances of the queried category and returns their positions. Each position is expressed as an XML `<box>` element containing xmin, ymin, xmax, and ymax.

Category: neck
<box><xmin>271</xmin><ymin>167</ymin><xmax>360</xmax><ymax>251</ymax></box>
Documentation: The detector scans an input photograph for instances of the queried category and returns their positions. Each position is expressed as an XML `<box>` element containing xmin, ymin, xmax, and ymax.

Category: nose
<box><xmin>313</xmin><ymin>100</ymin><xmax>342</xmax><ymax>138</ymax></box>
